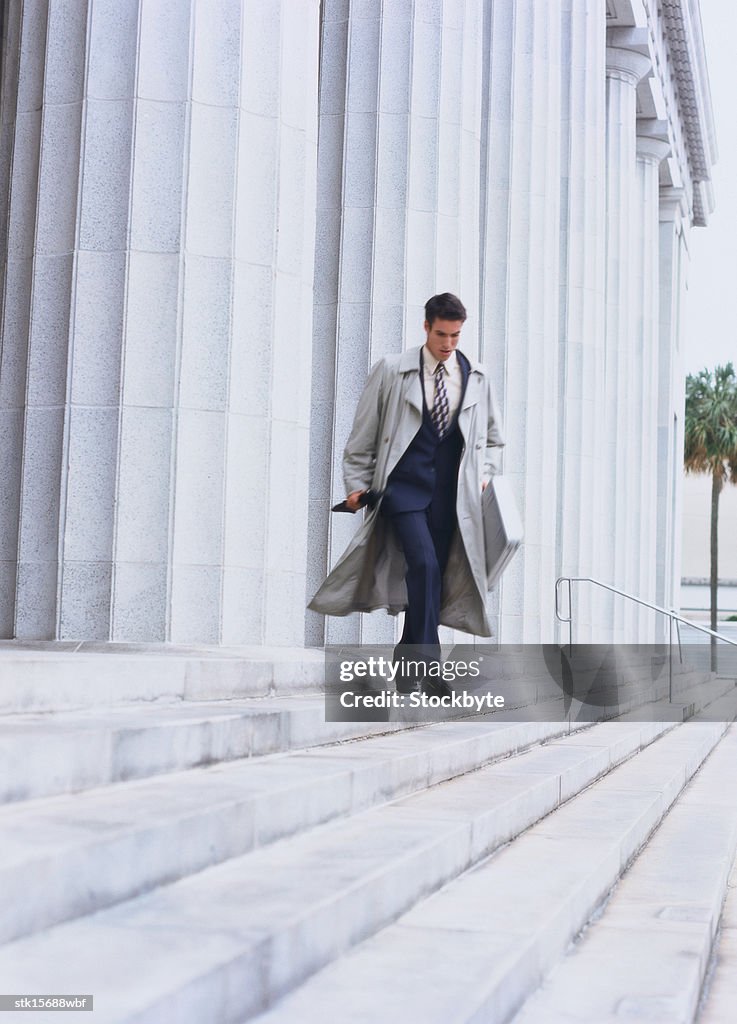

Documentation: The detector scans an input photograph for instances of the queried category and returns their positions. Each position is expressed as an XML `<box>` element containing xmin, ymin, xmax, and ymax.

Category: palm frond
<box><xmin>684</xmin><ymin>364</ymin><xmax>737</xmax><ymax>479</ymax></box>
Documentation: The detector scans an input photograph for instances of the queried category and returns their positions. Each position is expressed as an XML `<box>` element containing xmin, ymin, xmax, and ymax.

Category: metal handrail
<box><xmin>555</xmin><ymin>577</ymin><xmax>737</xmax><ymax>645</ymax></box>
<box><xmin>555</xmin><ymin>576</ymin><xmax>737</xmax><ymax>702</ymax></box>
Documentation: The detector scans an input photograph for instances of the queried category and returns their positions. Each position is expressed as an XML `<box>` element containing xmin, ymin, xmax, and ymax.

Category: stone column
<box><xmin>306</xmin><ymin>0</ymin><xmax>485</xmax><ymax>646</ymax></box>
<box><xmin>656</xmin><ymin>188</ymin><xmax>689</xmax><ymax>621</ymax></box>
<box><xmin>0</xmin><ymin>0</ymin><xmax>45</xmax><ymax>638</ymax></box>
<box><xmin>632</xmin><ymin>134</ymin><xmax>670</xmax><ymax>639</ymax></box>
<box><xmin>556</xmin><ymin>0</ymin><xmax>607</xmax><ymax>644</ymax></box>
<box><xmin>603</xmin><ymin>46</ymin><xmax>651</xmax><ymax>641</ymax></box>
<box><xmin>0</xmin><ymin>0</ymin><xmax>320</xmax><ymax>645</ymax></box>
<box><xmin>0</xmin><ymin>0</ymin><xmax>93</xmax><ymax>640</ymax></box>
<box><xmin>482</xmin><ymin>0</ymin><xmax>563</xmax><ymax>642</ymax></box>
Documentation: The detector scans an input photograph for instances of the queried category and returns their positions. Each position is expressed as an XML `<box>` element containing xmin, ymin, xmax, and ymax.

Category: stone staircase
<box><xmin>0</xmin><ymin>646</ymin><xmax>736</xmax><ymax>1023</ymax></box>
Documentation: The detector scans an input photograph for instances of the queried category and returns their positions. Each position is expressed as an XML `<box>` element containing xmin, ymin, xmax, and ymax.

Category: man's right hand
<box><xmin>345</xmin><ymin>490</ymin><xmax>365</xmax><ymax>512</ymax></box>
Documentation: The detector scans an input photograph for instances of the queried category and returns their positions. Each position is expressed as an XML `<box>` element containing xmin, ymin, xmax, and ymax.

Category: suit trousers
<box><xmin>389</xmin><ymin>508</ymin><xmax>455</xmax><ymax>668</ymax></box>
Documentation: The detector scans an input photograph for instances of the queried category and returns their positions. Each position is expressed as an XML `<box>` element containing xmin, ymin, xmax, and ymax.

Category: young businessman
<box><xmin>310</xmin><ymin>293</ymin><xmax>505</xmax><ymax>691</ymax></box>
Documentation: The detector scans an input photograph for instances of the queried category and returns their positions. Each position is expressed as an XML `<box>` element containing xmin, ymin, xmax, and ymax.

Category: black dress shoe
<box><xmin>391</xmin><ymin>643</ymin><xmax>420</xmax><ymax>694</ymax></box>
<box><xmin>421</xmin><ymin>676</ymin><xmax>453</xmax><ymax>699</ymax></box>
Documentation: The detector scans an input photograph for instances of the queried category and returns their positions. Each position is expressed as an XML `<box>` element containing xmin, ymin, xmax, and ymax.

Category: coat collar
<box><xmin>399</xmin><ymin>345</ymin><xmax>483</xmax><ymax>414</ymax></box>
<box><xmin>398</xmin><ymin>345</ymin><xmax>484</xmax><ymax>376</ymax></box>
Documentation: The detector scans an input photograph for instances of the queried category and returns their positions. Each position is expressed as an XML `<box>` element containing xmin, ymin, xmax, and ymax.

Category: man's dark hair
<box><xmin>424</xmin><ymin>293</ymin><xmax>467</xmax><ymax>326</ymax></box>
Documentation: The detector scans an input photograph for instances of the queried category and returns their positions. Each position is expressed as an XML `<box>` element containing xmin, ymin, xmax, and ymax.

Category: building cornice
<box><xmin>660</xmin><ymin>0</ymin><xmax>717</xmax><ymax>225</ymax></box>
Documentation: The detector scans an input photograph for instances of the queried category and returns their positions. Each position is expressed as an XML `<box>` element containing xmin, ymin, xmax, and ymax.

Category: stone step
<box><xmin>695</xmin><ymin>814</ymin><xmax>737</xmax><ymax>1022</ymax></box>
<box><xmin>382</xmin><ymin>668</ymin><xmax>730</xmax><ymax>730</ymax></box>
<box><xmin>509</xmin><ymin>724</ymin><xmax>737</xmax><ymax>1023</ymax></box>
<box><xmin>0</xmin><ymin>715</ymin><xmax>709</xmax><ymax>1023</ymax></box>
<box><xmin>557</xmin><ymin>671</ymin><xmax>731</xmax><ymax>726</ymax></box>
<box><xmin>4</xmin><ymin>667</ymin><xmax>727</xmax><ymax>806</ymax></box>
<box><xmin>0</xmin><ymin>645</ymin><xmax>327</xmax><ymax>712</ymax></box>
<box><xmin>0</xmin><ymin>643</ymin><xmax>715</xmax><ymax>715</ymax></box>
<box><xmin>0</xmin><ymin>716</ymin><xmax>585</xmax><ymax>945</ymax></box>
<box><xmin>0</xmin><ymin>695</ymin><xmax>422</xmax><ymax>804</ymax></box>
<box><xmin>248</xmin><ymin>705</ymin><xmax>734</xmax><ymax>1024</ymax></box>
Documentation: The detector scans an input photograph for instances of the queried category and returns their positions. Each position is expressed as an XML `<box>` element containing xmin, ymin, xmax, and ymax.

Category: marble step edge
<box><xmin>248</xmin><ymin>707</ymin><xmax>736</xmax><ymax>1024</ymax></box>
<box><xmin>0</xmin><ymin>715</ymin><xmax>724</xmax><ymax>1023</ymax></box>
<box><xmin>697</xmin><ymin>828</ymin><xmax>737</xmax><ymax>1022</ymax></box>
<box><xmin>0</xmin><ymin>716</ymin><xmax>653</xmax><ymax>946</ymax></box>
<box><xmin>0</xmin><ymin>696</ymin><xmax>421</xmax><ymax>805</ymax></box>
<box><xmin>543</xmin><ymin>673</ymin><xmax>733</xmax><ymax>728</ymax></box>
<box><xmin>0</xmin><ymin>647</ymin><xmax>328</xmax><ymax>711</ymax></box>
<box><xmin>509</xmin><ymin>724</ymin><xmax>737</xmax><ymax>1024</ymax></box>
<box><xmin>0</xmin><ymin>646</ymin><xmax>715</xmax><ymax>714</ymax></box>
<box><xmin>1</xmin><ymin>670</ymin><xmax>732</xmax><ymax>808</ymax></box>
<box><xmin>2</xmin><ymin>662</ymin><xmax>726</xmax><ymax>731</ymax></box>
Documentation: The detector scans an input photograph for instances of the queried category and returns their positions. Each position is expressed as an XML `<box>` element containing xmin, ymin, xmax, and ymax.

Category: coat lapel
<box><xmin>457</xmin><ymin>353</ymin><xmax>482</xmax><ymax>442</ymax></box>
<box><xmin>461</xmin><ymin>353</ymin><xmax>483</xmax><ymax>409</ymax></box>
<box><xmin>399</xmin><ymin>346</ymin><xmax>423</xmax><ymax>415</ymax></box>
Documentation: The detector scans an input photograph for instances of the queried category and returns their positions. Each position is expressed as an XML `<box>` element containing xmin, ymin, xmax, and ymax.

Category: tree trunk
<box><xmin>710</xmin><ymin>470</ymin><xmax>721</xmax><ymax>672</ymax></box>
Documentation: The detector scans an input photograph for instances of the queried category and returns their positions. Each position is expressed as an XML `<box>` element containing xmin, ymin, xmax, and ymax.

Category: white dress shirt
<box><xmin>421</xmin><ymin>344</ymin><xmax>463</xmax><ymax>420</ymax></box>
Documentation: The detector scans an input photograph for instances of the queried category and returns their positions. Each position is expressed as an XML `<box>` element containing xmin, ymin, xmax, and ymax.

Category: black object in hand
<box><xmin>331</xmin><ymin>489</ymin><xmax>382</xmax><ymax>514</ymax></box>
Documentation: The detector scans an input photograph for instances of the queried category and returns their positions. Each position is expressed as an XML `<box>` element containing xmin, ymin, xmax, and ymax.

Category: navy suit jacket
<box><xmin>380</xmin><ymin>351</ymin><xmax>470</xmax><ymax>528</ymax></box>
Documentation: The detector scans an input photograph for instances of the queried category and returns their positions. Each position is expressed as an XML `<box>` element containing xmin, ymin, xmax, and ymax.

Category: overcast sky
<box><xmin>683</xmin><ymin>1</ymin><xmax>737</xmax><ymax>375</ymax></box>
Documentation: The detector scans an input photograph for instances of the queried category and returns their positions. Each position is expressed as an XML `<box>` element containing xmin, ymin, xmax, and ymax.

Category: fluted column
<box><xmin>603</xmin><ymin>46</ymin><xmax>651</xmax><ymax>641</ymax></box>
<box><xmin>1</xmin><ymin>0</ymin><xmax>89</xmax><ymax>639</ymax></box>
<box><xmin>0</xmin><ymin>0</ymin><xmax>43</xmax><ymax>637</ymax></box>
<box><xmin>0</xmin><ymin>0</ymin><xmax>320</xmax><ymax>645</ymax></box>
<box><xmin>482</xmin><ymin>0</ymin><xmax>563</xmax><ymax>642</ymax></box>
<box><xmin>656</xmin><ymin>188</ymin><xmax>689</xmax><ymax>620</ymax></box>
<box><xmin>307</xmin><ymin>0</ymin><xmax>485</xmax><ymax>646</ymax></box>
<box><xmin>556</xmin><ymin>0</ymin><xmax>607</xmax><ymax>643</ymax></box>
<box><xmin>632</xmin><ymin>134</ymin><xmax>670</xmax><ymax>639</ymax></box>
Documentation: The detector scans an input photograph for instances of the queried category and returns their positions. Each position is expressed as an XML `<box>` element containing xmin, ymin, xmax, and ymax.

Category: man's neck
<box><xmin>422</xmin><ymin>344</ymin><xmax>458</xmax><ymax>372</ymax></box>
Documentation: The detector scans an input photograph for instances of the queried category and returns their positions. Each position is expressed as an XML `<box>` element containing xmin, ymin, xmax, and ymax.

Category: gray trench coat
<box><xmin>309</xmin><ymin>346</ymin><xmax>505</xmax><ymax>636</ymax></box>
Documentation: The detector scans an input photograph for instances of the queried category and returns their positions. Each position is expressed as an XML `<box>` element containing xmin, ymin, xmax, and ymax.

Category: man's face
<box><xmin>424</xmin><ymin>318</ymin><xmax>464</xmax><ymax>362</ymax></box>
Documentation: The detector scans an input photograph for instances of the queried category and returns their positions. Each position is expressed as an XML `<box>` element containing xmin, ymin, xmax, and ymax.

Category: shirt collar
<box><xmin>422</xmin><ymin>344</ymin><xmax>457</xmax><ymax>375</ymax></box>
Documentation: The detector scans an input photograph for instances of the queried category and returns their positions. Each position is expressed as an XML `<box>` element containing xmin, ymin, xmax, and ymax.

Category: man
<box><xmin>309</xmin><ymin>293</ymin><xmax>504</xmax><ymax>692</ymax></box>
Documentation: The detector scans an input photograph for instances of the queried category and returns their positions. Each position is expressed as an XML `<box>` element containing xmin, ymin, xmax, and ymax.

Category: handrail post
<box><xmin>668</xmin><ymin>614</ymin><xmax>673</xmax><ymax>703</ymax></box>
<box><xmin>554</xmin><ymin>577</ymin><xmax>574</xmax><ymax>654</ymax></box>
<box><xmin>675</xmin><ymin>615</ymin><xmax>683</xmax><ymax>665</ymax></box>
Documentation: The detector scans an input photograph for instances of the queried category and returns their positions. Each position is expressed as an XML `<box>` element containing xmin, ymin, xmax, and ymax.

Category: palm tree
<box><xmin>684</xmin><ymin>363</ymin><xmax>737</xmax><ymax>670</ymax></box>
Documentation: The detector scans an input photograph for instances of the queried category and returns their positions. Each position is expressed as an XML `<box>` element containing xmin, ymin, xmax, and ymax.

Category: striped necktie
<box><xmin>431</xmin><ymin>361</ymin><xmax>449</xmax><ymax>437</ymax></box>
